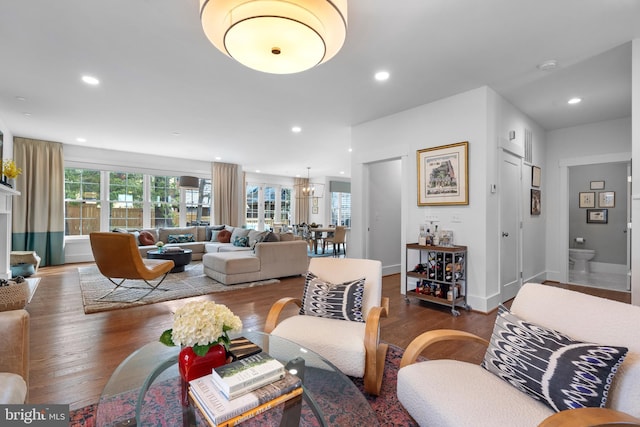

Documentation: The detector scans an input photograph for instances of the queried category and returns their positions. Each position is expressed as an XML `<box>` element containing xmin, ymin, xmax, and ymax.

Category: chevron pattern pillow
<box><xmin>299</xmin><ymin>272</ymin><xmax>365</xmax><ymax>322</ymax></box>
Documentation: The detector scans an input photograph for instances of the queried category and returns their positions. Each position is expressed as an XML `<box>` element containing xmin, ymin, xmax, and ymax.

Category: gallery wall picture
<box><xmin>417</xmin><ymin>141</ymin><xmax>468</xmax><ymax>206</ymax></box>
<box><xmin>579</xmin><ymin>192</ymin><xmax>595</xmax><ymax>208</ymax></box>
<box><xmin>587</xmin><ymin>208</ymin><xmax>608</xmax><ymax>224</ymax></box>
<box><xmin>531</xmin><ymin>166</ymin><xmax>541</xmax><ymax>188</ymax></box>
<box><xmin>598</xmin><ymin>191</ymin><xmax>615</xmax><ymax>208</ymax></box>
<box><xmin>590</xmin><ymin>181</ymin><xmax>605</xmax><ymax>190</ymax></box>
<box><xmin>531</xmin><ymin>189</ymin><xmax>541</xmax><ymax>215</ymax></box>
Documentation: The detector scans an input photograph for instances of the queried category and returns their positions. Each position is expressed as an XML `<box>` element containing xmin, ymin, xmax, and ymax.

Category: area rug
<box><xmin>68</xmin><ymin>343</ymin><xmax>419</xmax><ymax>426</ymax></box>
<box><xmin>79</xmin><ymin>262</ymin><xmax>280</xmax><ymax>314</ymax></box>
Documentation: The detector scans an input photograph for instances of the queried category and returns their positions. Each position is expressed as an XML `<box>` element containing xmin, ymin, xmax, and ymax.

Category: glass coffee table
<box><xmin>95</xmin><ymin>331</ymin><xmax>379</xmax><ymax>426</ymax></box>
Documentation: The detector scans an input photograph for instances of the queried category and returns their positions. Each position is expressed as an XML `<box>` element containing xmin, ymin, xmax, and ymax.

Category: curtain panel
<box><xmin>294</xmin><ymin>177</ymin><xmax>309</xmax><ymax>224</ymax></box>
<box><xmin>12</xmin><ymin>137</ymin><xmax>65</xmax><ymax>266</ymax></box>
<box><xmin>213</xmin><ymin>162</ymin><xmax>239</xmax><ymax>226</ymax></box>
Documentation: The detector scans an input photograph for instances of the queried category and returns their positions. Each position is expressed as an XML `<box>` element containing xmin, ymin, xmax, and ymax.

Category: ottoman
<box><xmin>202</xmin><ymin>252</ymin><xmax>261</xmax><ymax>285</ymax></box>
<box><xmin>10</xmin><ymin>251</ymin><xmax>41</xmax><ymax>276</ymax></box>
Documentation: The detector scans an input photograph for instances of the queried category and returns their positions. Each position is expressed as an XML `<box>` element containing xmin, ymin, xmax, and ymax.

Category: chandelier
<box><xmin>199</xmin><ymin>0</ymin><xmax>348</xmax><ymax>74</ymax></box>
<box><xmin>296</xmin><ymin>167</ymin><xmax>324</xmax><ymax>199</ymax></box>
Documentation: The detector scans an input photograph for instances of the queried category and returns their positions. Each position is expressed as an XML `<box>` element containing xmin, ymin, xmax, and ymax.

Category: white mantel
<box><xmin>0</xmin><ymin>184</ymin><xmax>20</xmax><ymax>279</ymax></box>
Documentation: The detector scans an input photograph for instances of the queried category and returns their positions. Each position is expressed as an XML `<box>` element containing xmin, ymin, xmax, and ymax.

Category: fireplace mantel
<box><xmin>0</xmin><ymin>185</ymin><xmax>20</xmax><ymax>279</ymax></box>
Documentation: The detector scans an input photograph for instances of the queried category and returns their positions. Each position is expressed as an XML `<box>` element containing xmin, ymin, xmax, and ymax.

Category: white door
<box><xmin>500</xmin><ymin>151</ymin><xmax>522</xmax><ymax>302</ymax></box>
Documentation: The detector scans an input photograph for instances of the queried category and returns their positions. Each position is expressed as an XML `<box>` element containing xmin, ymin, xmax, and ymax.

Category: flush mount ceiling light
<box><xmin>199</xmin><ymin>0</ymin><xmax>348</xmax><ymax>74</ymax></box>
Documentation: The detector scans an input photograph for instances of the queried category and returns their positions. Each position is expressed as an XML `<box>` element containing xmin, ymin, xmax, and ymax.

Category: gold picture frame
<box><xmin>417</xmin><ymin>141</ymin><xmax>469</xmax><ymax>206</ymax></box>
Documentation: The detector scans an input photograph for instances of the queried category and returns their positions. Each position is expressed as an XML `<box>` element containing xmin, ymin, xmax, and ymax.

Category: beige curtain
<box><xmin>213</xmin><ymin>162</ymin><xmax>240</xmax><ymax>226</ymax></box>
<box><xmin>12</xmin><ymin>138</ymin><xmax>65</xmax><ymax>266</ymax></box>
<box><xmin>294</xmin><ymin>177</ymin><xmax>309</xmax><ymax>224</ymax></box>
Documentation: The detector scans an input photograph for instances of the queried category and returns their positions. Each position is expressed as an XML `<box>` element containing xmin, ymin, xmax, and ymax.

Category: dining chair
<box><xmin>323</xmin><ymin>226</ymin><xmax>346</xmax><ymax>256</ymax></box>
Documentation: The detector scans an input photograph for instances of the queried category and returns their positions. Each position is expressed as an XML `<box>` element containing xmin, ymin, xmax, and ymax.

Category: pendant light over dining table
<box><xmin>199</xmin><ymin>0</ymin><xmax>348</xmax><ymax>74</ymax></box>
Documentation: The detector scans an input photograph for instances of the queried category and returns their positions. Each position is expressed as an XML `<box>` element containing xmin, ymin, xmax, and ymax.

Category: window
<box><xmin>64</xmin><ymin>168</ymin><xmax>101</xmax><ymax>236</ymax></box>
<box><xmin>246</xmin><ymin>185</ymin><xmax>259</xmax><ymax>229</ymax></box>
<box><xmin>331</xmin><ymin>192</ymin><xmax>351</xmax><ymax>227</ymax></box>
<box><xmin>264</xmin><ymin>186</ymin><xmax>276</xmax><ymax>229</ymax></box>
<box><xmin>109</xmin><ymin>172</ymin><xmax>144</xmax><ymax>229</ymax></box>
<box><xmin>150</xmin><ymin>175</ymin><xmax>179</xmax><ymax>227</ymax></box>
<box><xmin>280</xmin><ymin>187</ymin><xmax>292</xmax><ymax>223</ymax></box>
<box><xmin>185</xmin><ymin>178</ymin><xmax>211</xmax><ymax>225</ymax></box>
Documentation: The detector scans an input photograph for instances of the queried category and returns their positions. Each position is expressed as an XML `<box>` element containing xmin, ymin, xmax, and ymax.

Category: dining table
<box><xmin>308</xmin><ymin>227</ymin><xmax>336</xmax><ymax>254</ymax></box>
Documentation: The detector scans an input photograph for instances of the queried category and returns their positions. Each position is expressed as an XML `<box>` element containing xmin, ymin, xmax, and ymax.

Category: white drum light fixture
<box><xmin>199</xmin><ymin>0</ymin><xmax>348</xmax><ymax>74</ymax></box>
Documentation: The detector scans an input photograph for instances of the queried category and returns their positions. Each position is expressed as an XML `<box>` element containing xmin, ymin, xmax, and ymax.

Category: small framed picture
<box><xmin>579</xmin><ymin>192</ymin><xmax>595</xmax><ymax>208</ymax></box>
<box><xmin>590</xmin><ymin>181</ymin><xmax>605</xmax><ymax>190</ymax></box>
<box><xmin>312</xmin><ymin>206</ymin><xmax>318</xmax><ymax>214</ymax></box>
<box><xmin>531</xmin><ymin>166</ymin><xmax>541</xmax><ymax>188</ymax></box>
<box><xmin>587</xmin><ymin>208</ymin><xmax>608</xmax><ymax>224</ymax></box>
<box><xmin>312</xmin><ymin>197</ymin><xmax>319</xmax><ymax>207</ymax></box>
<box><xmin>598</xmin><ymin>191</ymin><xmax>615</xmax><ymax>208</ymax></box>
<box><xmin>531</xmin><ymin>189</ymin><xmax>541</xmax><ymax>215</ymax></box>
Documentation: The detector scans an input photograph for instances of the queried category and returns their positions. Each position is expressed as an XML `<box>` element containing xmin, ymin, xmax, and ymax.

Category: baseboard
<box><xmin>588</xmin><ymin>262</ymin><xmax>627</xmax><ymax>275</ymax></box>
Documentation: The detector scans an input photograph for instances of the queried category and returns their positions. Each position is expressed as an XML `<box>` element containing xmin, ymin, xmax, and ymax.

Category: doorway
<box><xmin>499</xmin><ymin>150</ymin><xmax>522</xmax><ymax>302</ymax></box>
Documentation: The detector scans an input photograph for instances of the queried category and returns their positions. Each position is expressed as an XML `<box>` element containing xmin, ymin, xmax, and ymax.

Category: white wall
<box><xmin>545</xmin><ymin>117</ymin><xmax>632</xmax><ymax>282</ymax></box>
<box><xmin>632</xmin><ymin>38</ymin><xmax>640</xmax><ymax>305</ymax></box>
<box><xmin>351</xmin><ymin>87</ymin><xmax>494</xmax><ymax>311</ymax></box>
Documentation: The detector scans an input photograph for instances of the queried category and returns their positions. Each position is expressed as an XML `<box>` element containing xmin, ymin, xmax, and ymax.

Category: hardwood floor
<box><xmin>26</xmin><ymin>263</ymin><xmax>631</xmax><ymax>410</ymax></box>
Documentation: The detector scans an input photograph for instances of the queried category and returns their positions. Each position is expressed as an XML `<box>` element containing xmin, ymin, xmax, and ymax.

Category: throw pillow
<box><xmin>230</xmin><ymin>227</ymin><xmax>250</xmax><ymax>243</ymax></box>
<box><xmin>299</xmin><ymin>272</ymin><xmax>365</xmax><ymax>322</ymax></box>
<box><xmin>217</xmin><ymin>229</ymin><xmax>232</xmax><ymax>243</ymax></box>
<box><xmin>210</xmin><ymin>230</ymin><xmax>221</xmax><ymax>242</ymax></box>
<box><xmin>205</xmin><ymin>225</ymin><xmax>226</xmax><ymax>241</ymax></box>
<box><xmin>263</xmin><ymin>232</ymin><xmax>280</xmax><ymax>242</ymax></box>
<box><xmin>167</xmin><ymin>233</ymin><xmax>195</xmax><ymax>244</ymax></box>
<box><xmin>138</xmin><ymin>231</ymin><xmax>156</xmax><ymax>246</ymax></box>
<box><xmin>233</xmin><ymin>236</ymin><xmax>249</xmax><ymax>247</ymax></box>
<box><xmin>482</xmin><ymin>305</ymin><xmax>628</xmax><ymax>412</ymax></box>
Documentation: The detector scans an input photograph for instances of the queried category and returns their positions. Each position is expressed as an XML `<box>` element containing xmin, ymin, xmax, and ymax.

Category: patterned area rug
<box><xmin>79</xmin><ymin>262</ymin><xmax>280</xmax><ymax>314</ymax></box>
<box><xmin>68</xmin><ymin>343</ymin><xmax>419</xmax><ymax>426</ymax></box>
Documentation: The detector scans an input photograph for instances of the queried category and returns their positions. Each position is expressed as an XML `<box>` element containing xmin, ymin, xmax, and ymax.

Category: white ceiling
<box><xmin>0</xmin><ymin>0</ymin><xmax>638</xmax><ymax>179</ymax></box>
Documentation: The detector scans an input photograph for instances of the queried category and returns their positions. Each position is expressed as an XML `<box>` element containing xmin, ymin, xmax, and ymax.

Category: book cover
<box><xmin>211</xmin><ymin>352</ymin><xmax>285</xmax><ymax>398</ymax></box>
<box><xmin>190</xmin><ymin>386</ymin><xmax>302</xmax><ymax>427</ymax></box>
<box><xmin>228</xmin><ymin>337</ymin><xmax>262</xmax><ymax>361</ymax></box>
<box><xmin>190</xmin><ymin>371</ymin><xmax>302</xmax><ymax>425</ymax></box>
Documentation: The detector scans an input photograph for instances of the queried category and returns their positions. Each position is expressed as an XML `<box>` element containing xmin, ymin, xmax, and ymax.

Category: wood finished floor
<box><xmin>26</xmin><ymin>263</ymin><xmax>631</xmax><ymax>410</ymax></box>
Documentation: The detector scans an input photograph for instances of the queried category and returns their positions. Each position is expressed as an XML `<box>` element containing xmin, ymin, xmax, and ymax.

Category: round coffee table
<box><xmin>95</xmin><ymin>331</ymin><xmax>379</xmax><ymax>426</ymax></box>
<box><xmin>147</xmin><ymin>249</ymin><xmax>192</xmax><ymax>273</ymax></box>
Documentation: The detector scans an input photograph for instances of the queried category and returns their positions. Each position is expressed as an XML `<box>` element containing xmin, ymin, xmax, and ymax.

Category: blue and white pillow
<box><xmin>167</xmin><ymin>233</ymin><xmax>195</xmax><ymax>244</ymax></box>
<box><xmin>232</xmin><ymin>236</ymin><xmax>249</xmax><ymax>247</ymax></box>
<box><xmin>482</xmin><ymin>305</ymin><xmax>627</xmax><ymax>412</ymax></box>
<box><xmin>299</xmin><ymin>272</ymin><xmax>365</xmax><ymax>322</ymax></box>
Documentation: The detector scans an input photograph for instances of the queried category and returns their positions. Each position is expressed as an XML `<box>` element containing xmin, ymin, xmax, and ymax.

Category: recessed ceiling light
<box><xmin>537</xmin><ymin>60</ymin><xmax>558</xmax><ymax>71</ymax></box>
<box><xmin>171</xmin><ymin>132</ymin><xmax>181</xmax><ymax>136</ymax></box>
<box><xmin>340</xmin><ymin>171</ymin><xmax>345</xmax><ymax>175</ymax></box>
<box><xmin>348</xmin><ymin>148</ymin><xmax>353</xmax><ymax>152</ymax></box>
<box><xmin>76</xmin><ymin>137</ymin><xmax>87</xmax><ymax>143</ymax></box>
<box><xmin>15</xmin><ymin>96</ymin><xmax>26</xmax><ymax>102</ymax></box>
<box><xmin>81</xmin><ymin>75</ymin><xmax>100</xmax><ymax>85</ymax></box>
<box><xmin>568</xmin><ymin>97</ymin><xmax>582</xmax><ymax>105</ymax></box>
<box><xmin>291</xmin><ymin>126</ymin><xmax>302</xmax><ymax>133</ymax></box>
<box><xmin>215</xmin><ymin>156</ymin><xmax>222</xmax><ymax>161</ymax></box>
<box><xmin>22</xmin><ymin>112</ymin><xmax>31</xmax><ymax>117</ymax></box>
<box><xmin>374</xmin><ymin>71</ymin><xmax>390</xmax><ymax>81</ymax></box>
<box><xmin>255</xmin><ymin>170</ymin><xmax>261</xmax><ymax>173</ymax></box>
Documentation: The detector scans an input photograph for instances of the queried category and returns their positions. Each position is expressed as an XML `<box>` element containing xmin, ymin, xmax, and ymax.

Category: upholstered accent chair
<box><xmin>322</xmin><ymin>225</ymin><xmax>346</xmax><ymax>256</ymax></box>
<box><xmin>397</xmin><ymin>283</ymin><xmax>640</xmax><ymax>427</ymax></box>
<box><xmin>89</xmin><ymin>232</ymin><xmax>175</xmax><ymax>301</ymax></box>
<box><xmin>0</xmin><ymin>309</ymin><xmax>29</xmax><ymax>404</ymax></box>
<box><xmin>264</xmin><ymin>257</ymin><xmax>389</xmax><ymax>395</ymax></box>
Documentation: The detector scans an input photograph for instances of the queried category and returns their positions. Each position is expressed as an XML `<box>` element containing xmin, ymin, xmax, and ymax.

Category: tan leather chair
<box><xmin>89</xmin><ymin>232</ymin><xmax>175</xmax><ymax>301</ymax></box>
<box><xmin>0</xmin><ymin>309</ymin><xmax>29</xmax><ymax>403</ymax></box>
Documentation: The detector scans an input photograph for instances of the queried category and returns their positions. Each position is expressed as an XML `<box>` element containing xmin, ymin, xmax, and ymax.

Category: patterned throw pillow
<box><xmin>299</xmin><ymin>272</ymin><xmax>365</xmax><ymax>322</ymax></box>
<box><xmin>167</xmin><ymin>233</ymin><xmax>195</xmax><ymax>244</ymax></box>
<box><xmin>482</xmin><ymin>305</ymin><xmax>628</xmax><ymax>412</ymax></box>
<box><xmin>233</xmin><ymin>236</ymin><xmax>249</xmax><ymax>247</ymax></box>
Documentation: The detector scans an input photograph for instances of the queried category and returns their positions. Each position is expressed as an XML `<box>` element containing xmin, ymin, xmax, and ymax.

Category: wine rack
<box><xmin>405</xmin><ymin>243</ymin><xmax>469</xmax><ymax>316</ymax></box>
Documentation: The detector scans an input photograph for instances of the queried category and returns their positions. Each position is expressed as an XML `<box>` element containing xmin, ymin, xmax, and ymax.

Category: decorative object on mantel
<box><xmin>160</xmin><ymin>299</ymin><xmax>243</xmax><ymax>405</ymax></box>
<box><xmin>1</xmin><ymin>159</ymin><xmax>22</xmax><ymax>188</ymax></box>
<box><xmin>0</xmin><ymin>276</ymin><xmax>29</xmax><ymax>311</ymax></box>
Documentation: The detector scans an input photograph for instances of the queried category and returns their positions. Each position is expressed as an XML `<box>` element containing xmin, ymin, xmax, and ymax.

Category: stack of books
<box><xmin>163</xmin><ymin>246</ymin><xmax>185</xmax><ymax>253</ymax></box>
<box><xmin>189</xmin><ymin>350</ymin><xmax>303</xmax><ymax>427</ymax></box>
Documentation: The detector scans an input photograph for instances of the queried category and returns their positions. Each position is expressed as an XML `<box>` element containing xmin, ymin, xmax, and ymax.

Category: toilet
<box><xmin>568</xmin><ymin>248</ymin><xmax>596</xmax><ymax>273</ymax></box>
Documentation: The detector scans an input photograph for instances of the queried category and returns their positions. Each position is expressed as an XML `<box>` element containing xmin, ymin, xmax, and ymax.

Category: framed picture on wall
<box><xmin>590</xmin><ymin>181</ymin><xmax>605</xmax><ymax>190</ymax></box>
<box><xmin>598</xmin><ymin>191</ymin><xmax>615</xmax><ymax>208</ymax></box>
<box><xmin>416</xmin><ymin>141</ymin><xmax>469</xmax><ymax>206</ymax></box>
<box><xmin>587</xmin><ymin>208</ymin><xmax>608</xmax><ymax>224</ymax></box>
<box><xmin>312</xmin><ymin>206</ymin><xmax>318</xmax><ymax>214</ymax></box>
<box><xmin>531</xmin><ymin>189</ymin><xmax>541</xmax><ymax>215</ymax></box>
<box><xmin>531</xmin><ymin>166</ymin><xmax>541</xmax><ymax>188</ymax></box>
<box><xmin>579</xmin><ymin>192</ymin><xmax>595</xmax><ymax>208</ymax></box>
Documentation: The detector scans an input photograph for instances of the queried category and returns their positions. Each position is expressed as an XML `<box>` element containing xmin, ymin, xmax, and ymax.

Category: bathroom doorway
<box><xmin>567</xmin><ymin>161</ymin><xmax>630</xmax><ymax>292</ymax></box>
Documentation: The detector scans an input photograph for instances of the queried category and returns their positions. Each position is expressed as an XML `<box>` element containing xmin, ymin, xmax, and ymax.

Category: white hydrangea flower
<box><xmin>170</xmin><ymin>300</ymin><xmax>242</xmax><ymax>347</ymax></box>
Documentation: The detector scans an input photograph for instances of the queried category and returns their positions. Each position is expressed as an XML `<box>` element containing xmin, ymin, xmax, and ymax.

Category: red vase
<box><xmin>178</xmin><ymin>344</ymin><xmax>228</xmax><ymax>406</ymax></box>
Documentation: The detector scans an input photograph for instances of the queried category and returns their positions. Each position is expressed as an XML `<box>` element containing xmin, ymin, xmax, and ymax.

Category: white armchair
<box><xmin>397</xmin><ymin>283</ymin><xmax>640</xmax><ymax>427</ymax></box>
<box><xmin>264</xmin><ymin>257</ymin><xmax>389</xmax><ymax>395</ymax></box>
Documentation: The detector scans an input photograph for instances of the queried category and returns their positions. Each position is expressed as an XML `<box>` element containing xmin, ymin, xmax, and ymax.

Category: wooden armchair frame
<box><xmin>400</xmin><ymin>329</ymin><xmax>640</xmax><ymax>427</ymax></box>
<box><xmin>265</xmin><ymin>295</ymin><xmax>389</xmax><ymax>395</ymax></box>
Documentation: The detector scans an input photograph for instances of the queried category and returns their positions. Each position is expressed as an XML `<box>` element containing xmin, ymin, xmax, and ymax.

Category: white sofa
<box><xmin>0</xmin><ymin>309</ymin><xmax>29</xmax><ymax>404</ymax></box>
<box><xmin>397</xmin><ymin>283</ymin><xmax>640</xmax><ymax>427</ymax></box>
